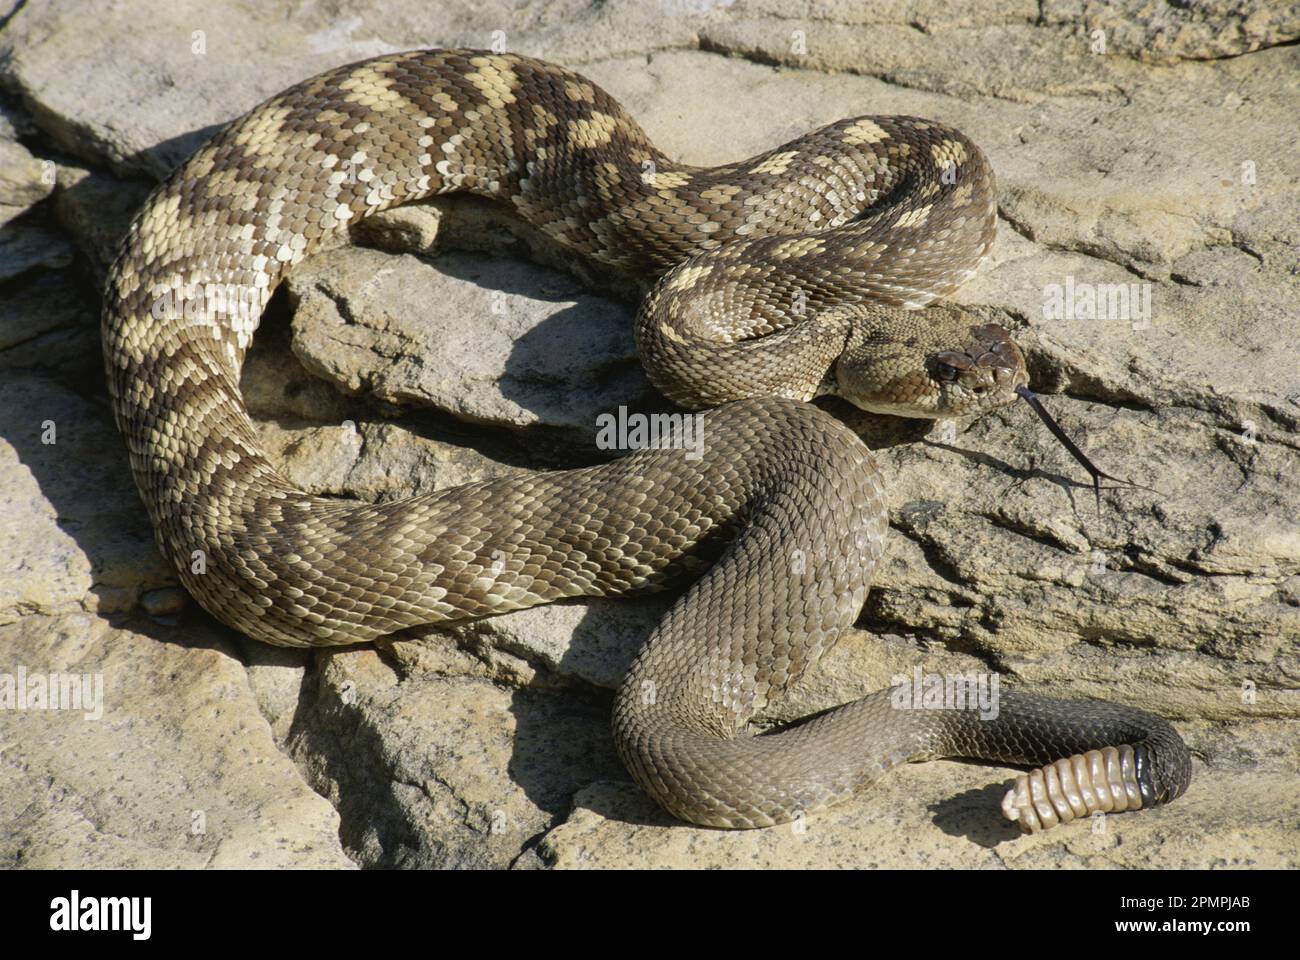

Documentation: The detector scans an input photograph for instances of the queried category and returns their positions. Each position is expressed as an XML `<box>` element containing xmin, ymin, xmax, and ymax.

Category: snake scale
<box><xmin>103</xmin><ymin>49</ymin><xmax>1191</xmax><ymax>831</ymax></box>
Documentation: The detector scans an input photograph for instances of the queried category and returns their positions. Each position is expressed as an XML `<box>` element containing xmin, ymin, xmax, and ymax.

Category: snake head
<box><xmin>928</xmin><ymin>323</ymin><xmax>1027</xmax><ymax>417</ymax></box>
<box><xmin>837</xmin><ymin>308</ymin><xmax>1028</xmax><ymax>419</ymax></box>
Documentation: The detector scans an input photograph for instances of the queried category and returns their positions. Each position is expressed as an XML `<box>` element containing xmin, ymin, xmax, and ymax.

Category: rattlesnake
<box><xmin>102</xmin><ymin>49</ymin><xmax>1191</xmax><ymax>831</ymax></box>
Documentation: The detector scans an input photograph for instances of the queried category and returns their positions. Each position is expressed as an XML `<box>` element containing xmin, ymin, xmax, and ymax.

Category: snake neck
<box><xmin>632</xmin><ymin>116</ymin><xmax>998</xmax><ymax>410</ymax></box>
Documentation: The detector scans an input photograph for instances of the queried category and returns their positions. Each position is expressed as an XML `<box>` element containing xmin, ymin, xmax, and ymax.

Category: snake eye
<box><xmin>936</xmin><ymin>362</ymin><xmax>959</xmax><ymax>382</ymax></box>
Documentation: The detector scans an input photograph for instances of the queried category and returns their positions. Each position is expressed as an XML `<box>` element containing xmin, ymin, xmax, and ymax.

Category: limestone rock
<box><xmin>285</xmin><ymin>246</ymin><xmax>653</xmax><ymax>435</ymax></box>
<box><xmin>0</xmin><ymin>135</ymin><xmax>53</xmax><ymax>225</ymax></box>
<box><xmin>1060</xmin><ymin>0</ymin><xmax>1300</xmax><ymax>63</ymax></box>
<box><xmin>0</xmin><ymin>214</ymin><xmax>73</xmax><ymax>283</ymax></box>
<box><xmin>0</xmin><ymin>376</ymin><xmax>174</xmax><ymax>623</ymax></box>
<box><xmin>285</xmin><ymin>646</ymin><xmax>622</xmax><ymax>869</ymax></box>
<box><xmin>0</xmin><ymin>613</ymin><xmax>353</xmax><ymax>869</ymax></box>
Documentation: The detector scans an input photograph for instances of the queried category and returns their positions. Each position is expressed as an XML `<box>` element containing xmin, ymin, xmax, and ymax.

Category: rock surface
<box><xmin>0</xmin><ymin>613</ymin><xmax>352</xmax><ymax>869</ymax></box>
<box><xmin>0</xmin><ymin>0</ymin><xmax>1296</xmax><ymax>869</ymax></box>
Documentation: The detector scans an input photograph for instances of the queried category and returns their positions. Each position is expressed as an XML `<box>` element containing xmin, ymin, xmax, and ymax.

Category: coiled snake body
<box><xmin>103</xmin><ymin>50</ymin><xmax>1190</xmax><ymax>830</ymax></box>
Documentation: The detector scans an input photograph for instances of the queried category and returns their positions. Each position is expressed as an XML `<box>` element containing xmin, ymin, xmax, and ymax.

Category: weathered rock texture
<box><xmin>0</xmin><ymin>0</ymin><xmax>1296</xmax><ymax>868</ymax></box>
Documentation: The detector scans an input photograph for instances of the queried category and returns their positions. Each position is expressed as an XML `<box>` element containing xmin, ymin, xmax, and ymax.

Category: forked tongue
<box><xmin>1015</xmin><ymin>385</ymin><xmax>1134</xmax><ymax>514</ymax></box>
